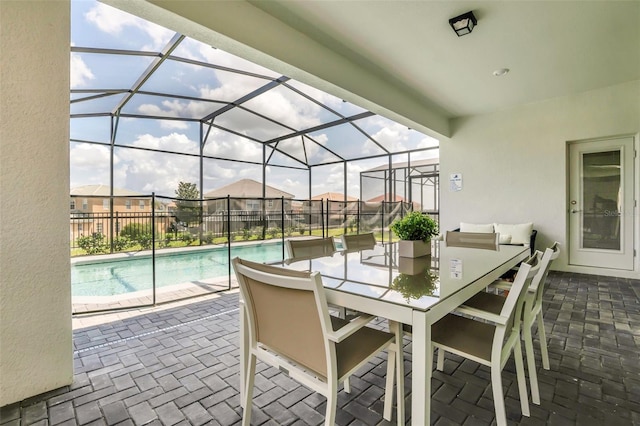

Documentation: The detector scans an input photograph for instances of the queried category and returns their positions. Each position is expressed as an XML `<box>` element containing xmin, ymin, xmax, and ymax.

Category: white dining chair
<box><xmin>445</xmin><ymin>230</ymin><xmax>500</xmax><ymax>250</ymax></box>
<box><xmin>342</xmin><ymin>232</ymin><xmax>377</xmax><ymax>251</ymax></box>
<box><xmin>465</xmin><ymin>242</ymin><xmax>560</xmax><ymax>404</ymax></box>
<box><xmin>232</xmin><ymin>257</ymin><xmax>404</xmax><ymax>425</ymax></box>
<box><xmin>285</xmin><ymin>236</ymin><xmax>337</xmax><ymax>259</ymax></box>
<box><xmin>432</xmin><ymin>253</ymin><xmax>541</xmax><ymax>426</ymax></box>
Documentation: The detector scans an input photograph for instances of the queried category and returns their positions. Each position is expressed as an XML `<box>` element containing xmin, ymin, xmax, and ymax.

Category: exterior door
<box><xmin>569</xmin><ymin>136</ymin><xmax>636</xmax><ymax>270</ymax></box>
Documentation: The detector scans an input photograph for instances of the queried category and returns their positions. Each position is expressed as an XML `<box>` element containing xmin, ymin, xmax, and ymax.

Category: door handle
<box><xmin>571</xmin><ymin>209</ymin><xmax>582</xmax><ymax>213</ymax></box>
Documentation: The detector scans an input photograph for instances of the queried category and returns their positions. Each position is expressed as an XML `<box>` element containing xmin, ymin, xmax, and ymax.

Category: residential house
<box><xmin>203</xmin><ymin>178</ymin><xmax>294</xmax><ymax>214</ymax></box>
<box><xmin>69</xmin><ymin>185</ymin><xmax>151</xmax><ymax>240</ymax></box>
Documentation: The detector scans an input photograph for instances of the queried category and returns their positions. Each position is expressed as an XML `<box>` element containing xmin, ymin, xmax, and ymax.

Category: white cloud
<box><xmin>159</xmin><ymin>120</ymin><xmax>189</xmax><ymax>130</ymax></box>
<box><xmin>137</xmin><ymin>99</ymin><xmax>217</xmax><ymax>120</ymax></box>
<box><xmin>70</xmin><ymin>143</ymin><xmax>115</xmax><ymax>188</ymax></box>
<box><xmin>70</xmin><ymin>54</ymin><xmax>95</xmax><ymax>88</ymax></box>
<box><xmin>202</xmin><ymin>127</ymin><xmax>263</xmax><ymax>162</ymax></box>
<box><xmin>132</xmin><ymin>132</ymin><xmax>198</xmax><ymax>154</ymax></box>
<box><xmin>85</xmin><ymin>2</ymin><xmax>173</xmax><ymax>50</ymax></box>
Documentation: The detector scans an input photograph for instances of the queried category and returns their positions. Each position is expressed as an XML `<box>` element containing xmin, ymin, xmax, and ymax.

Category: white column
<box><xmin>0</xmin><ymin>0</ymin><xmax>73</xmax><ymax>406</ymax></box>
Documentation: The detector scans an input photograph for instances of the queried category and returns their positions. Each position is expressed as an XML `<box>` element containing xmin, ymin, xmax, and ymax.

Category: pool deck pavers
<box><xmin>2</xmin><ymin>271</ymin><xmax>640</xmax><ymax>425</ymax></box>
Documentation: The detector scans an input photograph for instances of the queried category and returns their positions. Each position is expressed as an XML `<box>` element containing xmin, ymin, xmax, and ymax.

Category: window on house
<box><xmin>103</xmin><ymin>199</ymin><xmax>109</xmax><ymax>210</ymax></box>
<box><xmin>246</xmin><ymin>200</ymin><xmax>260</xmax><ymax>211</ymax></box>
<box><xmin>139</xmin><ymin>200</ymin><xmax>145</xmax><ymax>210</ymax></box>
<box><xmin>78</xmin><ymin>223</ymin><xmax>83</xmax><ymax>232</ymax></box>
<box><xmin>96</xmin><ymin>223</ymin><xmax>103</xmax><ymax>234</ymax></box>
<box><xmin>267</xmin><ymin>200</ymin><xmax>274</xmax><ymax>208</ymax></box>
<box><xmin>70</xmin><ymin>200</ymin><xmax>76</xmax><ymax>210</ymax></box>
<box><xmin>125</xmin><ymin>200</ymin><xmax>131</xmax><ymax>210</ymax></box>
<box><xmin>115</xmin><ymin>221</ymin><xmax>120</xmax><ymax>233</ymax></box>
<box><xmin>82</xmin><ymin>198</ymin><xmax>88</xmax><ymax>210</ymax></box>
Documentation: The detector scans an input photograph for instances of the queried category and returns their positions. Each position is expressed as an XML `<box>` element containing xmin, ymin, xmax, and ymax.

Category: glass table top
<box><xmin>277</xmin><ymin>242</ymin><xmax>529</xmax><ymax>312</ymax></box>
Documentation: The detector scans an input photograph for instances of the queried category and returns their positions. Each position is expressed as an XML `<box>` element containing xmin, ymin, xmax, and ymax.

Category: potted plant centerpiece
<box><xmin>390</xmin><ymin>211</ymin><xmax>439</xmax><ymax>258</ymax></box>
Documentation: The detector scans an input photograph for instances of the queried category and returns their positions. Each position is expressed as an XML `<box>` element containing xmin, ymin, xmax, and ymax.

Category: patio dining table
<box><xmin>239</xmin><ymin>241</ymin><xmax>529</xmax><ymax>425</ymax></box>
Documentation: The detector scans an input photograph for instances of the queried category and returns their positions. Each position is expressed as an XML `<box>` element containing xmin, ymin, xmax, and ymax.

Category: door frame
<box><xmin>566</xmin><ymin>134</ymin><xmax>639</xmax><ymax>277</ymax></box>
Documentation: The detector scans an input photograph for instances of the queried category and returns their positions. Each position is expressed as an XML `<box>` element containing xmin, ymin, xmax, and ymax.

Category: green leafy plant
<box><xmin>120</xmin><ymin>223</ymin><xmax>152</xmax><ymax>240</ymax></box>
<box><xmin>391</xmin><ymin>269</ymin><xmax>438</xmax><ymax>302</ymax></box>
<box><xmin>267</xmin><ymin>226</ymin><xmax>281</xmax><ymax>239</ymax></box>
<box><xmin>137</xmin><ymin>233</ymin><xmax>153</xmax><ymax>249</ymax></box>
<box><xmin>389</xmin><ymin>211</ymin><xmax>439</xmax><ymax>242</ymax></box>
<box><xmin>77</xmin><ymin>233</ymin><xmax>108</xmax><ymax>254</ymax></box>
<box><xmin>112</xmin><ymin>236</ymin><xmax>131</xmax><ymax>251</ymax></box>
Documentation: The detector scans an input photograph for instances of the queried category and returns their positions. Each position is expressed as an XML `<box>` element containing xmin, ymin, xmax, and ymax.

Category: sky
<box><xmin>70</xmin><ymin>0</ymin><xmax>439</xmax><ymax>200</ymax></box>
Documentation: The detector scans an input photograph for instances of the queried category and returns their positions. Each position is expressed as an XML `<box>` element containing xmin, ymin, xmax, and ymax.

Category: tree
<box><xmin>174</xmin><ymin>181</ymin><xmax>201</xmax><ymax>226</ymax></box>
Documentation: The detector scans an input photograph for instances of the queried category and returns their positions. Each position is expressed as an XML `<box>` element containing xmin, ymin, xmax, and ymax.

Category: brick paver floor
<box><xmin>1</xmin><ymin>271</ymin><xmax>639</xmax><ymax>425</ymax></box>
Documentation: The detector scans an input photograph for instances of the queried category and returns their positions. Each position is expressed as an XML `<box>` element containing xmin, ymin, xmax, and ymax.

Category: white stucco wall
<box><xmin>440</xmin><ymin>80</ymin><xmax>640</xmax><ymax>277</ymax></box>
<box><xmin>0</xmin><ymin>1</ymin><xmax>73</xmax><ymax>405</ymax></box>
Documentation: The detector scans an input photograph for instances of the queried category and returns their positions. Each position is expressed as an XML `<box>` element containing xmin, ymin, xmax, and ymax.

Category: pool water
<box><xmin>72</xmin><ymin>242</ymin><xmax>284</xmax><ymax>297</ymax></box>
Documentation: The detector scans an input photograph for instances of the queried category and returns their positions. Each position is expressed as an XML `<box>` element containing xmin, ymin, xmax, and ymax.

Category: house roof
<box><xmin>367</xmin><ymin>194</ymin><xmax>409</xmax><ymax>203</ymax></box>
<box><xmin>204</xmin><ymin>179</ymin><xmax>294</xmax><ymax>199</ymax></box>
<box><xmin>70</xmin><ymin>185</ymin><xmax>142</xmax><ymax>197</ymax></box>
<box><xmin>311</xmin><ymin>192</ymin><xmax>358</xmax><ymax>202</ymax></box>
<box><xmin>367</xmin><ymin>194</ymin><xmax>422</xmax><ymax>210</ymax></box>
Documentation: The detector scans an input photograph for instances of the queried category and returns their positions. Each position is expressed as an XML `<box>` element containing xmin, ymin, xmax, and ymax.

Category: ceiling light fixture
<box><xmin>492</xmin><ymin>68</ymin><xmax>510</xmax><ymax>77</ymax></box>
<box><xmin>449</xmin><ymin>11</ymin><xmax>477</xmax><ymax>37</ymax></box>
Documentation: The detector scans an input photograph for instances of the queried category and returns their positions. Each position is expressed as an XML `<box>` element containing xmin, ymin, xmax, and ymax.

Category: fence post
<box><xmin>381</xmin><ymin>201</ymin><xmax>385</xmax><ymax>244</ymax></box>
<box><xmin>357</xmin><ymin>200</ymin><xmax>361</xmax><ymax>235</ymax></box>
<box><xmin>151</xmin><ymin>193</ymin><xmax>156</xmax><ymax>306</ymax></box>
<box><xmin>227</xmin><ymin>195</ymin><xmax>232</xmax><ymax>290</ymax></box>
<box><xmin>321</xmin><ymin>199</ymin><xmax>325</xmax><ymax>238</ymax></box>
<box><xmin>281</xmin><ymin>196</ymin><xmax>285</xmax><ymax>259</ymax></box>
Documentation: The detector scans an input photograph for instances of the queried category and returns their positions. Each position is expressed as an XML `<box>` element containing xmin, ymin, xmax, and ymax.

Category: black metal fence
<box><xmin>70</xmin><ymin>195</ymin><xmax>431</xmax><ymax>255</ymax></box>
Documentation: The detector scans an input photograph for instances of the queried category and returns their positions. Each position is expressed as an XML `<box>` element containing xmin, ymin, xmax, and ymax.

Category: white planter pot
<box><xmin>398</xmin><ymin>255</ymin><xmax>431</xmax><ymax>274</ymax></box>
<box><xmin>398</xmin><ymin>240</ymin><xmax>431</xmax><ymax>258</ymax></box>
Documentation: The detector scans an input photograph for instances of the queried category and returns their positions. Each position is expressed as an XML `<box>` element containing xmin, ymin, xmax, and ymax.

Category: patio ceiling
<box><xmin>103</xmin><ymin>0</ymin><xmax>640</xmax><ymax>139</ymax></box>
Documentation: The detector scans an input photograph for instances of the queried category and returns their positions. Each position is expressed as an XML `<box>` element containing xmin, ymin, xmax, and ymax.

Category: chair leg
<box><xmin>383</xmin><ymin>347</ymin><xmax>396</xmax><ymax>422</ymax></box>
<box><xmin>514</xmin><ymin>339</ymin><xmax>531</xmax><ymax>417</ymax></box>
<box><xmin>242</xmin><ymin>353</ymin><xmax>257</xmax><ymax>426</ymax></box>
<box><xmin>523</xmin><ymin>321</ymin><xmax>540</xmax><ymax>405</ymax></box>
<box><xmin>385</xmin><ymin>321</ymin><xmax>405</xmax><ymax>425</ymax></box>
<box><xmin>490</xmin><ymin>362</ymin><xmax>507</xmax><ymax>426</ymax></box>
<box><xmin>436</xmin><ymin>347</ymin><xmax>445</xmax><ymax>371</ymax></box>
<box><xmin>325</xmin><ymin>381</ymin><xmax>338</xmax><ymax>426</ymax></box>
<box><xmin>343</xmin><ymin>377</ymin><xmax>351</xmax><ymax>393</ymax></box>
<box><xmin>537</xmin><ymin>312</ymin><xmax>550</xmax><ymax>370</ymax></box>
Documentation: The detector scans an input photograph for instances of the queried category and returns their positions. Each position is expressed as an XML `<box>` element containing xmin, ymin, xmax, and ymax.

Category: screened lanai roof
<box><xmin>70</xmin><ymin>1</ymin><xmax>438</xmax><ymax>198</ymax></box>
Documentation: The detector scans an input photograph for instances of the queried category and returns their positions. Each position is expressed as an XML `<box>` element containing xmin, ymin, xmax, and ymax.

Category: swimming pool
<box><xmin>71</xmin><ymin>242</ymin><xmax>284</xmax><ymax>297</ymax></box>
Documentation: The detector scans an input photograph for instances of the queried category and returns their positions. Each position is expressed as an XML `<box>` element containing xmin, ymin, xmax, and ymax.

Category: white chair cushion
<box><xmin>460</xmin><ymin>222</ymin><xmax>494</xmax><ymax>233</ymax></box>
<box><xmin>494</xmin><ymin>223</ymin><xmax>533</xmax><ymax>245</ymax></box>
<box><xmin>498</xmin><ymin>233</ymin><xmax>512</xmax><ymax>244</ymax></box>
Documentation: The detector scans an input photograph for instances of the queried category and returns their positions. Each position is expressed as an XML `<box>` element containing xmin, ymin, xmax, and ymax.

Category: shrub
<box><xmin>112</xmin><ymin>236</ymin><xmax>131</xmax><ymax>251</ymax></box>
<box><xmin>241</xmin><ymin>227</ymin><xmax>253</xmax><ymax>240</ymax></box>
<box><xmin>180</xmin><ymin>232</ymin><xmax>194</xmax><ymax>245</ymax></box>
<box><xmin>120</xmin><ymin>223</ymin><xmax>152</xmax><ymax>240</ymax></box>
<box><xmin>267</xmin><ymin>226</ymin><xmax>281</xmax><ymax>239</ymax></box>
<box><xmin>137</xmin><ymin>233</ymin><xmax>153</xmax><ymax>249</ymax></box>
<box><xmin>77</xmin><ymin>233</ymin><xmax>108</xmax><ymax>254</ymax></box>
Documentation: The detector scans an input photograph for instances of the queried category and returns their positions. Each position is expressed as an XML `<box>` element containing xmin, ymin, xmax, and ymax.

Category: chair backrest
<box><xmin>342</xmin><ymin>233</ymin><xmax>376</xmax><ymax>251</ymax></box>
<box><xmin>499</xmin><ymin>252</ymin><xmax>542</xmax><ymax>335</ymax></box>
<box><xmin>529</xmin><ymin>242</ymin><xmax>560</xmax><ymax>310</ymax></box>
<box><xmin>445</xmin><ymin>231</ymin><xmax>499</xmax><ymax>250</ymax></box>
<box><xmin>286</xmin><ymin>237</ymin><xmax>336</xmax><ymax>259</ymax></box>
<box><xmin>232</xmin><ymin>257</ymin><xmax>333</xmax><ymax>378</ymax></box>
